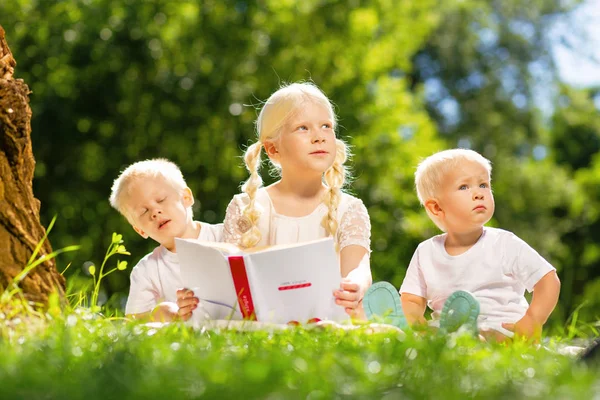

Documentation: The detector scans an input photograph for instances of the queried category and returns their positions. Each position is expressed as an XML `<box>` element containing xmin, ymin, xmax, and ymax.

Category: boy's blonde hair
<box><xmin>241</xmin><ymin>82</ymin><xmax>350</xmax><ymax>248</ymax></box>
<box><xmin>415</xmin><ymin>148</ymin><xmax>492</xmax><ymax>230</ymax></box>
<box><xmin>109</xmin><ymin>158</ymin><xmax>190</xmax><ymax>223</ymax></box>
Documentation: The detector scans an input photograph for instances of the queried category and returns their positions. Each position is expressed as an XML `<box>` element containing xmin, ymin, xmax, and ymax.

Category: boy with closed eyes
<box><xmin>109</xmin><ymin>158</ymin><xmax>223</xmax><ymax>322</ymax></box>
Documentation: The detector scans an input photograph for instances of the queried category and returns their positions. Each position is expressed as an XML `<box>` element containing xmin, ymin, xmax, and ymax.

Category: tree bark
<box><xmin>0</xmin><ymin>25</ymin><xmax>65</xmax><ymax>306</ymax></box>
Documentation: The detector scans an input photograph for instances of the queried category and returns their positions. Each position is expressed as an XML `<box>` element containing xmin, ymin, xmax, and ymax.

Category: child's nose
<box><xmin>151</xmin><ymin>209</ymin><xmax>162</xmax><ymax>219</ymax></box>
<box><xmin>312</xmin><ymin>132</ymin><xmax>326</xmax><ymax>143</ymax></box>
<box><xmin>473</xmin><ymin>190</ymin><xmax>484</xmax><ymax>200</ymax></box>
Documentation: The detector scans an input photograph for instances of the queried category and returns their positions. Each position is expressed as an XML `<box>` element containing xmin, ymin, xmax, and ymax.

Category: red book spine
<box><xmin>228</xmin><ymin>256</ymin><xmax>257</xmax><ymax>320</ymax></box>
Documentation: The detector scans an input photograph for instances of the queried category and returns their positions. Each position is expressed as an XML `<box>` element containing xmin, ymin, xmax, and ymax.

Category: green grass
<box><xmin>1</xmin><ymin>230</ymin><xmax>597</xmax><ymax>399</ymax></box>
<box><xmin>0</xmin><ymin>309</ymin><xmax>598</xmax><ymax>400</ymax></box>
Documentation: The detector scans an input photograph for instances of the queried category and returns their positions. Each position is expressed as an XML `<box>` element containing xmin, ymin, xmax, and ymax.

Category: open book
<box><xmin>175</xmin><ymin>237</ymin><xmax>349</xmax><ymax>325</ymax></box>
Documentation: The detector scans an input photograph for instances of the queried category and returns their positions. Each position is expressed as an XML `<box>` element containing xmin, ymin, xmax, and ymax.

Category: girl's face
<box><xmin>266</xmin><ymin>101</ymin><xmax>336</xmax><ymax>179</ymax></box>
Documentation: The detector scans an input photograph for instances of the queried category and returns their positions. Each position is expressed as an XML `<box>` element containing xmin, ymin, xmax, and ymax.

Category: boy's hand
<box><xmin>502</xmin><ymin>314</ymin><xmax>543</xmax><ymax>342</ymax></box>
<box><xmin>176</xmin><ymin>288</ymin><xmax>199</xmax><ymax>321</ymax></box>
<box><xmin>151</xmin><ymin>302</ymin><xmax>180</xmax><ymax>322</ymax></box>
<box><xmin>333</xmin><ymin>279</ymin><xmax>362</xmax><ymax>317</ymax></box>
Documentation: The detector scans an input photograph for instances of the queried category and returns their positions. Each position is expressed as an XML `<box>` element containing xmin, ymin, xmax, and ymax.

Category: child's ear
<box><xmin>133</xmin><ymin>226</ymin><xmax>148</xmax><ymax>239</ymax></box>
<box><xmin>182</xmin><ymin>187</ymin><xmax>194</xmax><ymax>208</ymax></box>
<box><xmin>263</xmin><ymin>141</ymin><xmax>279</xmax><ymax>160</ymax></box>
<box><xmin>424</xmin><ymin>198</ymin><xmax>444</xmax><ymax>218</ymax></box>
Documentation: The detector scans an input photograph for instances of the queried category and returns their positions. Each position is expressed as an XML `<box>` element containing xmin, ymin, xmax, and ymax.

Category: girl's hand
<box><xmin>333</xmin><ymin>279</ymin><xmax>363</xmax><ymax>317</ymax></box>
<box><xmin>176</xmin><ymin>288</ymin><xmax>199</xmax><ymax>321</ymax></box>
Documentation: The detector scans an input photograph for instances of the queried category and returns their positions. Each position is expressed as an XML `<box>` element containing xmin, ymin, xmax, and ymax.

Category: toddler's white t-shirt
<box><xmin>124</xmin><ymin>222</ymin><xmax>223</xmax><ymax>315</ymax></box>
<box><xmin>399</xmin><ymin>227</ymin><xmax>555</xmax><ymax>333</ymax></box>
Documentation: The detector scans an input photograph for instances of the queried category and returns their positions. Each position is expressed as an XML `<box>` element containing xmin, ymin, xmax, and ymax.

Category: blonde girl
<box><xmin>224</xmin><ymin>82</ymin><xmax>372</xmax><ymax>316</ymax></box>
<box><xmin>177</xmin><ymin>82</ymin><xmax>372</xmax><ymax>320</ymax></box>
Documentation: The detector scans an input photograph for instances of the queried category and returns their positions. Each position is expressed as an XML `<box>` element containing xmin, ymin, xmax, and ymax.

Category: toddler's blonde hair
<box><xmin>109</xmin><ymin>158</ymin><xmax>190</xmax><ymax>223</ymax></box>
<box><xmin>415</xmin><ymin>148</ymin><xmax>492</xmax><ymax>230</ymax></box>
<box><xmin>241</xmin><ymin>82</ymin><xmax>350</xmax><ymax>248</ymax></box>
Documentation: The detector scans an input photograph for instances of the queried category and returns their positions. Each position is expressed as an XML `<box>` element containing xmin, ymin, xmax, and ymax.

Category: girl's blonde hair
<box><xmin>240</xmin><ymin>82</ymin><xmax>350</xmax><ymax>248</ymax></box>
<box><xmin>415</xmin><ymin>148</ymin><xmax>492</xmax><ymax>231</ymax></box>
<box><xmin>109</xmin><ymin>158</ymin><xmax>191</xmax><ymax>223</ymax></box>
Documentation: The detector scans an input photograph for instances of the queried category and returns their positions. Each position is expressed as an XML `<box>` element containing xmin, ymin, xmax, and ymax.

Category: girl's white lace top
<box><xmin>223</xmin><ymin>187</ymin><xmax>371</xmax><ymax>251</ymax></box>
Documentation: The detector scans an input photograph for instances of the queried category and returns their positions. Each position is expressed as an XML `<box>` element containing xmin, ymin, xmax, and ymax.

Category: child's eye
<box><xmin>458</xmin><ymin>185</ymin><xmax>468</xmax><ymax>190</ymax></box>
<box><xmin>480</xmin><ymin>183</ymin><xmax>489</xmax><ymax>188</ymax></box>
<box><xmin>322</xmin><ymin>123</ymin><xmax>332</xmax><ymax>129</ymax></box>
<box><xmin>158</xmin><ymin>197</ymin><xmax>166</xmax><ymax>203</ymax></box>
<box><xmin>297</xmin><ymin>125</ymin><xmax>308</xmax><ymax>131</ymax></box>
<box><xmin>140</xmin><ymin>209</ymin><xmax>148</xmax><ymax>216</ymax></box>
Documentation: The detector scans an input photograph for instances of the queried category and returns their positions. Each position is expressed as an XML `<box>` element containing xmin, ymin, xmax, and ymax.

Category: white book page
<box><xmin>175</xmin><ymin>238</ymin><xmax>244</xmax><ymax>322</ymax></box>
<box><xmin>245</xmin><ymin>238</ymin><xmax>349</xmax><ymax>324</ymax></box>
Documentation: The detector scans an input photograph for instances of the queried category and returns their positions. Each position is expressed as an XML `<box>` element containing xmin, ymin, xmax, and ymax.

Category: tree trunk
<box><xmin>0</xmin><ymin>25</ymin><xmax>65</xmax><ymax>307</ymax></box>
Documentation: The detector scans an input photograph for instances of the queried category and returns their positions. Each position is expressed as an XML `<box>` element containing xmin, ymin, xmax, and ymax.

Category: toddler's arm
<box><xmin>502</xmin><ymin>270</ymin><xmax>560</xmax><ymax>340</ymax></box>
<box><xmin>400</xmin><ymin>293</ymin><xmax>427</xmax><ymax>326</ymax></box>
<box><xmin>399</xmin><ymin>246</ymin><xmax>428</xmax><ymax>326</ymax></box>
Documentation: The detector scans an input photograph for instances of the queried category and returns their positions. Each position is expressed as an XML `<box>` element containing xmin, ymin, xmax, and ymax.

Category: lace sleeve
<box><xmin>223</xmin><ymin>197</ymin><xmax>244</xmax><ymax>245</ymax></box>
<box><xmin>338</xmin><ymin>198</ymin><xmax>371</xmax><ymax>252</ymax></box>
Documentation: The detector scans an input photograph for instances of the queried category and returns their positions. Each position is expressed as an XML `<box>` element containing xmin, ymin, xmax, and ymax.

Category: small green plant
<box><xmin>0</xmin><ymin>215</ymin><xmax>80</xmax><ymax>314</ymax></box>
<box><xmin>89</xmin><ymin>232</ymin><xmax>130</xmax><ymax>312</ymax></box>
<box><xmin>555</xmin><ymin>301</ymin><xmax>600</xmax><ymax>340</ymax></box>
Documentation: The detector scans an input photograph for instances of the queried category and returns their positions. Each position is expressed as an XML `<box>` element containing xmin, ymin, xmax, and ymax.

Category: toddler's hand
<box><xmin>333</xmin><ymin>279</ymin><xmax>362</xmax><ymax>317</ymax></box>
<box><xmin>502</xmin><ymin>314</ymin><xmax>542</xmax><ymax>342</ymax></box>
<box><xmin>176</xmin><ymin>288</ymin><xmax>199</xmax><ymax>321</ymax></box>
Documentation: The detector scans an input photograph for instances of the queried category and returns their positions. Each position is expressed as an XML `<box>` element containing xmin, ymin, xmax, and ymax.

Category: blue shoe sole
<box><xmin>439</xmin><ymin>290</ymin><xmax>480</xmax><ymax>334</ymax></box>
<box><xmin>363</xmin><ymin>282</ymin><xmax>407</xmax><ymax>329</ymax></box>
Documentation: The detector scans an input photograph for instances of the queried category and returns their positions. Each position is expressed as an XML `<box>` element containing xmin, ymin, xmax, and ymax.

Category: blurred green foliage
<box><xmin>1</xmin><ymin>0</ymin><xmax>599</xmax><ymax>324</ymax></box>
<box><xmin>1</xmin><ymin>313</ymin><xmax>598</xmax><ymax>399</ymax></box>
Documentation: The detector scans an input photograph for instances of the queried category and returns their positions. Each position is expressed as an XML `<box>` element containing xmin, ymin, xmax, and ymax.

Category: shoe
<box><xmin>439</xmin><ymin>290</ymin><xmax>480</xmax><ymax>334</ymax></box>
<box><xmin>362</xmin><ymin>282</ymin><xmax>407</xmax><ymax>329</ymax></box>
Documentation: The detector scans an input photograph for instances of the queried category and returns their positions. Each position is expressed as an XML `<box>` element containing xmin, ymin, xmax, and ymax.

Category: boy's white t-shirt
<box><xmin>399</xmin><ymin>227</ymin><xmax>555</xmax><ymax>332</ymax></box>
<box><xmin>124</xmin><ymin>222</ymin><xmax>223</xmax><ymax>315</ymax></box>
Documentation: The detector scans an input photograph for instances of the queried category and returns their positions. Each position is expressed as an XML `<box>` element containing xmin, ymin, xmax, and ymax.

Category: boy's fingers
<box><xmin>177</xmin><ymin>305</ymin><xmax>197</xmax><ymax>320</ymax></box>
<box><xmin>176</xmin><ymin>288</ymin><xmax>195</xmax><ymax>299</ymax></box>
<box><xmin>177</xmin><ymin>298</ymin><xmax>198</xmax><ymax>309</ymax></box>
<box><xmin>177</xmin><ymin>294</ymin><xmax>199</xmax><ymax>304</ymax></box>
<box><xmin>178</xmin><ymin>311</ymin><xmax>191</xmax><ymax>321</ymax></box>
